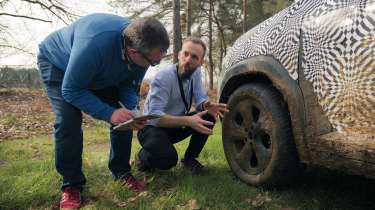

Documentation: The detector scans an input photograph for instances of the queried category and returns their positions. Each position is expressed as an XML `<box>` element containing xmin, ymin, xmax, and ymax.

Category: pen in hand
<box><xmin>118</xmin><ymin>101</ymin><xmax>140</xmax><ymax>117</ymax></box>
<box><xmin>118</xmin><ymin>101</ymin><xmax>126</xmax><ymax>109</ymax></box>
<box><xmin>116</xmin><ymin>102</ymin><xmax>145</xmax><ymax>130</ymax></box>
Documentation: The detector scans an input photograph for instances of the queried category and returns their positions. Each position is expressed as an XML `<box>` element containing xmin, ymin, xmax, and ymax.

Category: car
<box><xmin>219</xmin><ymin>0</ymin><xmax>375</xmax><ymax>187</ymax></box>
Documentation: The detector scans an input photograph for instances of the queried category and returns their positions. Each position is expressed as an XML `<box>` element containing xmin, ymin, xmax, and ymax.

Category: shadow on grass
<box><xmin>141</xmin><ymin>165</ymin><xmax>375</xmax><ymax>210</ymax></box>
<box><xmin>76</xmin><ymin>166</ymin><xmax>375</xmax><ymax>210</ymax></box>
<box><xmin>289</xmin><ymin>167</ymin><xmax>375</xmax><ymax>210</ymax></box>
<box><xmin>2</xmin><ymin>161</ymin><xmax>374</xmax><ymax>210</ymax></box>
<box><xmin>132</xmin><ymin>165</ymin><xmax>259</xmax><ymax>209</ymax></box>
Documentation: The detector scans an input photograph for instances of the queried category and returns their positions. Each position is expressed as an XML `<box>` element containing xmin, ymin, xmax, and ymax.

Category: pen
<box><xmin>119</xmin><ymin>101</ymin><xmax>140</xmax><ymax>117</ymax></box>
<box><xmin>118</xmin><ymin>101</ymin><xmax>126</xmax><ymax>109</ymax></box>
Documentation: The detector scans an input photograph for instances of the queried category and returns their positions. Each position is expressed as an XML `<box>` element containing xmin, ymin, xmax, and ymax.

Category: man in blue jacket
<box><xmin>37</xmin><ymin>13</ymin><xmax>169</xmax><ymax>209</ymax></box>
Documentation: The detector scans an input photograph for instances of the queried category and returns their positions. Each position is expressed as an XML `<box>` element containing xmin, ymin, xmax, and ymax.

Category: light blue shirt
<box><xmin>143</xmin><ymin>64</ymin><xmax>209</xmax><ymax>126</ymax></box>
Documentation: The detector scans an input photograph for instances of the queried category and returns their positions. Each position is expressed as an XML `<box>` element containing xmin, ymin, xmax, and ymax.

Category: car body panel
<box><xmin>221</xmin><ymin>0</ymin><xmax>375</xmax><ymax>133</ymax></box>
<box><xmin>222</xmin><ymin>0</ymin><xmax>317</xmax><ymax>80</ymax></box>
<box><xmin>220</xmin><ymin>0</ymin><xmax>375</xmax><ymax>178</ymax></box>
<box><xmin>301</xmin><ymin>0</ymin><xmax>375</xmax><ymax>131</ymax></box>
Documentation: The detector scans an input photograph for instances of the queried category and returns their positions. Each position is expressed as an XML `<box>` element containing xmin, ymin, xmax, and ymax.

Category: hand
<box><xmin>110</xmin><ymin>108</ymin><xmax>135</xmax><ymax>125</ymax></box>
<box><xmin>130</xmin><ymin>120</ymin><xmax>148</xmax><ymax>130</ymax></box>
<box><xmin>187</xmin><ymin>111</ymin><xmax>214</xmax><ymax>135</ymax></box>
<box><xmin>203</xmin><ymin>101</ymin><xmax>229</xmax><ymax>118</ymax></box>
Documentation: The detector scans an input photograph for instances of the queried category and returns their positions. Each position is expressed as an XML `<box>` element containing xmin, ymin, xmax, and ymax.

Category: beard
<box><xmin>179</xmin><ymin>63</ymin><xmax>196</xmax><ymax>79</ymax></box>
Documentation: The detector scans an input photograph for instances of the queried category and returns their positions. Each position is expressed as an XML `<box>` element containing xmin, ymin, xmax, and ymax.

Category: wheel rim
<box><xmin>225</xmin><ymin>98</ymin><xmax>274</xmax><ymax>175</ymax></box>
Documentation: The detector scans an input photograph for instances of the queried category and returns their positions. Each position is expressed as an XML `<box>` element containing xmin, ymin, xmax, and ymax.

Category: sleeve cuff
<box><xmin>101</xmin><ymin>108</ymin><xmax>116</xmax><ymax>123</ymax></box>
<box><xmin>197</xmin><ymin>101</ymin><xmax>207</xmax><ymax>112</ymax></box>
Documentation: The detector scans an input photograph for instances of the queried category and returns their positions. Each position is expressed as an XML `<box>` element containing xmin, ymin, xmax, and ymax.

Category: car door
<box><xmin>301</xmin><ymin>0</ymin><xmax>375</xmax><ymax>134</ymax></box>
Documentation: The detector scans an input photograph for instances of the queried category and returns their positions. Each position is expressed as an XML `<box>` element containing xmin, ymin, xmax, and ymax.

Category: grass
<box><xmin>1</xmin><ymin>122</ymin><xmax>375</xmax><ymax>210</ymax></box>
<box><xmin>2</xmin><ymin>114</ymin><xmax>18</xmax><ymax>127</ymax></box>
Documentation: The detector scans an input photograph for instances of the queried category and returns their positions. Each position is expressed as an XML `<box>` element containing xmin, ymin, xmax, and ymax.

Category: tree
<box><xmin>106</xmin><ymin>0</ymin><xmax>292</xmax><ymax>89</ymax></box>
<box><xmin>186</xmin><ymin>0</ymin><xmax>192</xmax><ymax>36</ymax></box>
<box><xmin>264</xmin><ymin>0</ymin><xmax>294</xmax><ymax>16</ymax></box>
<box><xmin>107</xmin><ymin>0</ymin><xmax>172</xmax><ymax>20</ymax></box>
<box><xmin>194</xmin><ymin>0</ymin><xmax>290</xmax><ymax>87</ymax></box>
<box><xmin>0</xmin><ymin>0</ymin><xmax>77</xmax><ymax>56</ymax></box>
<box><xmin>107</xmin><ymin>0</ymin><xmax>174</xmax><ymax>61</ymax></box>
<box><xmin>208</xmin><ymin>0</ymin><xmax>214</xmax><ymax>90</ymax></box>
<box><xmin>248</xmin><ymin>0</ymin><xmax>266</xmax><ymax>29</ymax></box>
<box><xmin>243</xmin><ymin>0</ymin><xmax>248</xmax><ymax>33</ymax></box>
<box><xmin>172</xmin><ymin>0</ymin><xmax>182</xmax><ymax>63</ymax></box>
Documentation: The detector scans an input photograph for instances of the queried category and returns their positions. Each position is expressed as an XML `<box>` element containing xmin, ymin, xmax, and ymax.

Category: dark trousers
<box><xmin>37</xmin><ymin>53</ymin><xmax>133</xmax><ymax>191</ymax></box>
<box><xmin>137</xmin><ymin>113</ymin><xmax>215</xmax><ymax>170</ymax></box>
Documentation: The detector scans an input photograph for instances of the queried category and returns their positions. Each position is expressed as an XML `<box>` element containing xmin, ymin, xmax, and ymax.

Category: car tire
<box><xmin>222</xmin><ymin>83</ymin><xmax>299</xmax><ymax>188</ymax></box>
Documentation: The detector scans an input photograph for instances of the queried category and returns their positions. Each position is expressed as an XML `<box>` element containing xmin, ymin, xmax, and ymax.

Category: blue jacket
<box><xmin>39</xmin><ymin>13</ymin><xmax>147</xmax><ymax>122</ymax></box>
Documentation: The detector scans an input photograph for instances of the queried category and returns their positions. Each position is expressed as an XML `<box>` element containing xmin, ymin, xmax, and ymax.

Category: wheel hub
<box><xmin>229</xmin><ymin>100</ymin><xmax>273</xmax><ymax>174</ymax></box>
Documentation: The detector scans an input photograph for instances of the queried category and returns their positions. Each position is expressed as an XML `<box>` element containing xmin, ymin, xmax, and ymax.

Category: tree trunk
<box><xmin>173</xmin><ymin>0</ymin><xmax>182</xmax><ymax>63</ymax></box>
<box><xmin>219</xmin><ymin>41</ymin><xmax>224</xmax><ymax>73</ymax></box>
<box><xmin>186</xmin><ymin>0</ymin><xmax>192</xmax><ymax>36</ymax></box>
<box><xmin>212</xmin><ymin>9</ymin><xmax>227</xmax><ymax>71</ymax></box>
<box><xmin>208</xmin><ymin>0</ymin><xmax>214</xmax><ymax>90</ymax></box>
<box><xmin>243</xmin><ymin>0</ymin><xmax>248</xmax><ymax>33</ymax></box>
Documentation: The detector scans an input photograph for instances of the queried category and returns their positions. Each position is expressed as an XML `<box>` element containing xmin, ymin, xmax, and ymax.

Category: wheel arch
<box><xmin>219</xmin><ymin>55</ymin><xmax>310</xmax><ymax>162</ymax></box>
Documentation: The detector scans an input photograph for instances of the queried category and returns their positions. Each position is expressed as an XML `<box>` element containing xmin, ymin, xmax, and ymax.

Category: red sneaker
<box><xmin>60</xmin><ymin>187</ymin><xmax>81</xmax><ymax>210</ymax></box>
<box><xmin>121</xmin><ymin>174</ymin><xmax>146</xmax><ymax>192</ymax></box>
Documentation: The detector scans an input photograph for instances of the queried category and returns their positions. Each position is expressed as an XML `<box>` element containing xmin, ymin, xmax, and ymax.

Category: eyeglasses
<box><xmin>137</xmin><ymin>51</ymin><xmax>161</xmax><ymax>66</ymax></box>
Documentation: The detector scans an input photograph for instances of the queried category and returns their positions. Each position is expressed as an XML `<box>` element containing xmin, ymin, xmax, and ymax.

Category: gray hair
<box><xmin>124</xmin><ymin>17</ymin><xmax>169</xmax><ymax>55</ymax></box>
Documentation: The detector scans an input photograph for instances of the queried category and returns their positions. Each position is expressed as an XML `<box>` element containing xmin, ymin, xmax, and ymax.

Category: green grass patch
<box><xmin>1</xmin><ymin>123</ymin><xmax>375</xmax><ymax>210</ymax></box>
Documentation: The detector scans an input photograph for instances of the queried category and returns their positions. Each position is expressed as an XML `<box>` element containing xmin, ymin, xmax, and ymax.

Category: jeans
<box><xmin>137</xmin><ymin>113</ymin><xmax>215</xmax><ymax>170</ymax></box>
<box><xmin>37</xmin><ymin>53</ymin><xmax>133</xmax><ymax>191</ymax></box>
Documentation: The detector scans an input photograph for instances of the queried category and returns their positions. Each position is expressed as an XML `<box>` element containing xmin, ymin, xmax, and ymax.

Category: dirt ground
<box><xmin>0</xmin><ymin>88</ymin><xmax>218</xmax><ymax>141</ymax></box>
<box><xmin>0</xmin><ymin>88</ymin><xmax>97</xmax><ymax>141</ymax></box>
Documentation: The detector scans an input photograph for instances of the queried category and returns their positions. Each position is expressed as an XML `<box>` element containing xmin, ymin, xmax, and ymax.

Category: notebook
<box><xmin>113</xmin><ymin>114</ymin><xmax>162</xmax><ymax>131</ymax></box>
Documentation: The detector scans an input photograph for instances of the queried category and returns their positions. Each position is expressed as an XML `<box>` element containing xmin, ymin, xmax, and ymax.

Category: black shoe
<box><xmin>135</xmin><ymin>152</ymin><xmax>151</xmax><ymax>172</ymax></box>
<box><xmin>181</xmin><ymin>158</ymin><xmax>205</xmax><ymax>174</ymax></box>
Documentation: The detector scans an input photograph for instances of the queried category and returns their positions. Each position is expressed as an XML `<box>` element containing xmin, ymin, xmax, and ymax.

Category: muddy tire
<box><xmin>222</xmin><ymin>83</ymin><xmax>299</xmax><ymax>187</ymax></box>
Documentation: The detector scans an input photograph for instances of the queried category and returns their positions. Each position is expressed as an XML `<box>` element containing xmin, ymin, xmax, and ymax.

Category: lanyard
<box><xmin>176</xmin><ymin>65</ymin><xmax>193</xmax><ymax>114</ymax></box>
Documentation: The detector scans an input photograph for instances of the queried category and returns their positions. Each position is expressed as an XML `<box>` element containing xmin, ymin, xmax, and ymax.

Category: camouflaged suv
<box><xmin>219</xmin><ymin>0</ymin><xmax>375</xmax><ymax>187</ymax></box>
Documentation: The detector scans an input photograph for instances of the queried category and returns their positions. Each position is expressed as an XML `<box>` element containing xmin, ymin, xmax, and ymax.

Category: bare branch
<box><xmin>0</xmin><ymin>12</ymin><xmax>52</xmax><ymax>22</ymax></box>
<box><xmin>0</xmin><ymin>23</ymin><xmax>8</xmax><ymax>30</ymax></box>
<box><xmin>47</xmin><ymin>0</ymin><xmax>78</xmax><ymax>18</ymax></box>
<box><xmin>21</xmin><ymin>0</ymin><xmax>77</xmax><ymax>24</ymax></box>
<box><xmin>212</xmin><ymin>6</ymin><xmax>226</xmax><ymax>54</ymax></box>
<box><xmin>129</xmin><ymin>4</ymin><xmax>157</xmax><ymax>19</ymax></box>
<box><xmin>0</xmin><ymin>44</ymin><xmax>34</xmax><ymax>55</ymax></box>
<box><xmin>0</xmin><ymin>0</ymin><xmax>11</xmax><ymax>6</ymax></box>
